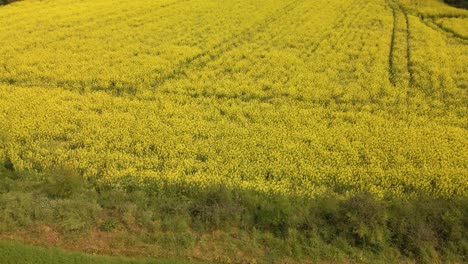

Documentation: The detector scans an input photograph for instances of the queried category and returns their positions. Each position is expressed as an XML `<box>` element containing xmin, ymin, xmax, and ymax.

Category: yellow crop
<box><xmin>435</xmin><ymin>17</ymin><xmax>468</xmax><ymax>38</ymax></box>
<box><xmin>0</xmin><ymin>0</ymin><xmax>466</xmax><ymax>198</ymax></box>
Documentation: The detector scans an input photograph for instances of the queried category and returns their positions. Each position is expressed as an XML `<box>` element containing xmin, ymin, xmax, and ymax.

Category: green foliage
<box><xmin>0</xmin><ymin>192</ymin><xmax>36</xmax><ymax>231</ymax></box>
<box><xmin>340</xmin><ymin>194</ymin><xmax>389</xmax><ymax>250</ymax></box>
<box><xmin>241</xmin><ymin>192</ymin><xmax>297</xmax><ymax>237</ymax></box>
<box><xmin>43</xmin><ymin>168</ymin><xmax>85</xmax><ymax>199</ymax></box>
<box><xmin>54</xmin><ymin>199</ymin><xmax>101</xmax><ymax>233</ymax></box>
<box><xmin>100</xmin><ymin>218</ymin><xmax>119</xmax><ymax>232</ymax></box>
<box><xmin>187</xmin><ymin>185</ymin><xmax>243</xmax><ymax>230</ymax></box>
<box><xmin>3</xmin><ymin>156</ymin><xmax>14</xmax><ymax>171</ymax></box>
<box><xmin>0</xmin><ymin>170</ymin><xmax>467</xmax><ymax>263</ymax></box>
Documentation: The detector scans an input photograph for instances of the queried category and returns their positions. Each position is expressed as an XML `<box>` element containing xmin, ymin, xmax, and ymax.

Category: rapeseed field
<box><xmin>0</xmin><ymin>0</ymin><xmax>466</xmax><ymax>198</ymax></box>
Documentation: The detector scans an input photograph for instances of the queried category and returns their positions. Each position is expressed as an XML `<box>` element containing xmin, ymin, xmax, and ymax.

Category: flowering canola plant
<box><xmin>0</xmin><ymin>0</ymin><xmax>466</xmax><ymax>197</ymax></box>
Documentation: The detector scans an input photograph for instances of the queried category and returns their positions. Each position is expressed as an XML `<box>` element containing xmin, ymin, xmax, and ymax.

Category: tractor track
<box><xmin>150</xmin><ymin>0</ymin><xmax>306</xmax><ymax>89</ymax></box>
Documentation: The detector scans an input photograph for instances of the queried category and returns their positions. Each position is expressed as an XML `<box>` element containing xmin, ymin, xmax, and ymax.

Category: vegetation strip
<box><xmin>0</xmin><ymin>168</ymin><xmax>467</xmax><ymax>263</ymax></box>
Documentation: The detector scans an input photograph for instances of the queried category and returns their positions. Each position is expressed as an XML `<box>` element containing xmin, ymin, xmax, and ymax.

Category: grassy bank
<box><xmin>0</xmin><ymin>167</ymin><xmax>467</xmax><ymax>263</ymax></box>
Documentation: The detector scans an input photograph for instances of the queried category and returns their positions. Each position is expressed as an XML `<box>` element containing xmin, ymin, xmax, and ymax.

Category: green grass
<box><xmin>0</xmin><ymin>240</ymin><xmax>192</xmax><ymax>264</ymax></box>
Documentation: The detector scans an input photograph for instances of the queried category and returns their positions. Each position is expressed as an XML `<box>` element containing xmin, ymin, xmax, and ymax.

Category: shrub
<box><xmin>0</xmin><ymin>192</ymin><xmax>36</xmax><ymax>231</ymax></box>
<box><xmin>54</xmin><ymin>199</ymin><xmax>101</xmax><ymax>233</ymax></box>
<box><xmin>43</xmin><ymin>167</ymin><xmax>84</xmax><ymax>199</ymax></box>
<box><xmin>100</xmin><ymin>218</ymin><xmax>119</xmax><ymax>232</ymax></box>
<box><xmin>188</xmin><ymin>185</ymin><xmax>243</xmax><ymax>230</ymax></box>
<box><xmin>3</xmin><ymin>156</ymin><xmax>14</xmax><ymax>171</ymax></box>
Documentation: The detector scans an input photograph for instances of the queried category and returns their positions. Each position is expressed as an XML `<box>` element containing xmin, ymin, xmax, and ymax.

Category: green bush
<box><xmin>43</xmin><ymin>167</ymin><xmax>85</xmax><ymax>199</ymax></box>
<box><xmin>54</xmin><ymin>199</ymin><xmax>101</xmax><ymax>233</ymax></box>
<box><xmin>100</xmin><ymin>218</ymin><xmax>119</xmax><ymax>232</ymax></box>
<box><xmin>188</xmin><ymin>185</ymin><xmax>243</xmax><ymax>230</ymax></box>
<box><xmin>0</xmin><ymin>192</ymin><xmax>36</xmax><ymax>231</ymax></box>
<box><xmin>3</xmin><ymin>156</ymin><xmax>14</xmax><ymax>171</ymax></box>
<box><xmin>340</xmin><ymin>194</ymin><xmax>388</xmax><ymax>250</ymax></box>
